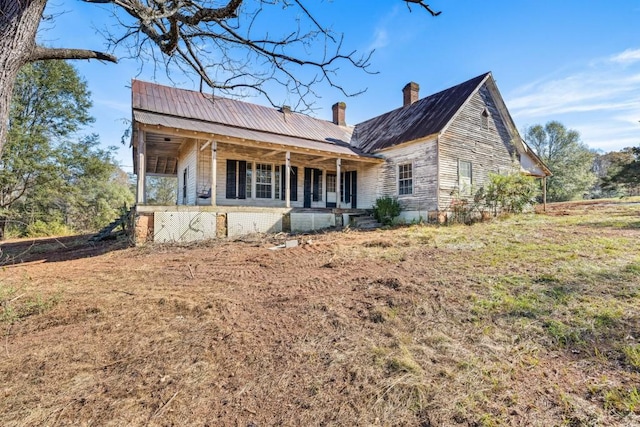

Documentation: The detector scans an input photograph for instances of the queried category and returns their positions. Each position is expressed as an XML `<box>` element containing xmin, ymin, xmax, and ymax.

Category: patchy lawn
<box><xmin>1</xmin><ymin>200</ymin><xmax>639</xmax><ymax>426</ymax></box>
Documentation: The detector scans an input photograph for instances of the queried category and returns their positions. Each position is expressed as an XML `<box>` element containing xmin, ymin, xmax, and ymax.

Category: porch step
<box><xmin>89</xmin><ymin>206</ymin><xmax>134</xmax><ymax>242</ymax></box>
<box><xmin>350</xmin><ymin>214</ymin><xmax>382</xmax><ymax>230</ymax></box>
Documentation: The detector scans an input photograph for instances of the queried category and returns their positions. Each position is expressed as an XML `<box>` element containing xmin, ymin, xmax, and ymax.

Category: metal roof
<box><xmin>132</xmin><ymin>80</ymin><xmax>355</xmax><ymax>146</ymax></box>
<box><xmin>132</xmin><ymin>74</ymin><xmax>550</xmax><ymax>176</ymax></box>
<box><xmin>134</xmin><ymin>110</ymin><xmax>374</xmax><ymax>159</ymax></box>
<box><xmin>351</xmin><ymin>73</ymin><xmax>490</xmax><ymax>152</ymax></box>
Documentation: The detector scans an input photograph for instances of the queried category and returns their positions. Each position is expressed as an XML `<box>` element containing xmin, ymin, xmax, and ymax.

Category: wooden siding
<box><xmin>438</xmin><ymin>83</ymin><xmax>517</xmax><ymax>209</ymax></box>
<box><xmin>175</xmin><ymin>142</ymin><xmax>383</xmax><ymax>209</ymax></box>
<box><xmin>215</xmin><ymin>145</ymin><xmax>299</xmax><ymax>208</ymax></box>
<box><xmin>197</xmin><ymin>140</ymin><xmax>212</xmax><ymax>199</ymax></box>
<box><xmin>375</xmin><ymin>137</ymin><xmax>439</xmax><ymax>212</ymax></box>
<box><xmin>176</xmin><ymin>139</ymin><xmax>197</xmax><ymax>206</ymax></box>
<box><xmin>354</xmin><ymin>163</ymin><xmax>379</xmax><ymax>209</ymax></box>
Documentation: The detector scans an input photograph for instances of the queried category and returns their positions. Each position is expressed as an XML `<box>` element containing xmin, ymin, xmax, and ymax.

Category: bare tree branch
<box><xmin>29</xmin><ymin>46</ymin><xmax>117</xmax><ymax>63</ymax></box>
<box><xmin>404</xmin><ymin>0</ymin><xmax>442</xmax><ymax>16</ymax></box>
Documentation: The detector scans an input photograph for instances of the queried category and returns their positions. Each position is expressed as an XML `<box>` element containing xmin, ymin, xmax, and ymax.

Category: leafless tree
<box><xmin>0</xmin><ymin>0</ymin><xmax>440</xmax><ymax>153</ymax></box>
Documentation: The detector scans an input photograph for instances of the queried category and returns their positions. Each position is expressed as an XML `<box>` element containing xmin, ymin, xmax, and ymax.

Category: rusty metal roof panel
<box><xmin>132</xmin><ymin>80</ymin><xmax>354</xmax><ymax>145</ymax></box>
<box><xmin>351</xmin><ymin>73</ymin><xmax>490</xmax><ymax>153</ymax></box>
<box><xmin>133</xmin><ymin>110</ymin><xmax>375</xmax><ymax>158</ymax></box>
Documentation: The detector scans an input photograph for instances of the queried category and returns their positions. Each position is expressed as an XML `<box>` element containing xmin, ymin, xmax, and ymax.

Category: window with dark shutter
<box><xmin>312</xmin><ymin>168</ymin><xmax>322</xmax><ymax>202</ymax></box>
<box><xmin>238</xmin><ymin>161</ymin><xmax>247</xmax><ymax>199</ymax></box>
<box><xmin>290</xmin><ymin>166</ymin><xmax>298</xmax><ymax>201</ymax></box>
<box><xmin>351</xmin><ymin>171</ymin><xmax>357</xmax><ymax>208</ymax></box>
<box><xmin>344</xmin><ymin>171</ymin><xmax>351</xmax><ymax>203</ymax></box>
<box><xmin>280</xmin><ymin>165</ymin><xmax>299</xmax><ymax>201</ymax></box>
<box><xmin>303</xmin><ymin>167</ymin><xmax>312</xmax><ymax>208</ymax></box>
<box><xmin>226</xmin><ymin>160</ymin><xmax>247</xmax><ymax>199</ymax></box>
<box><xmin>226</xmin><ymin>160</ymin><xmax>236</xmax><ymax>199</ymax></box>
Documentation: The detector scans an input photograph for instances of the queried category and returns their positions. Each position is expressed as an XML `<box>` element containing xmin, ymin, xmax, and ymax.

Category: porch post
<box><xmin>285</xmin><ymin>151</ymin><xmax>291</xmax><ymax>208</ymax></box>
<box><xmin>336</xmin><ymin>158</ymin><xmax>342</xmax><ymax>209</ymax></box>
<box><xmin>136</xmin><ymin>129</ymin><xmax>146</xmax><ymax>204</ymax></box>
<box><xmin>542</xmin><ymin>176</ymin><xmax>547</xmax><ymax>212</ymax></box>
<box><xmin>211</xmin><ymin>141</ymin><xmax>217</xmax><ymax>207</ymax></box>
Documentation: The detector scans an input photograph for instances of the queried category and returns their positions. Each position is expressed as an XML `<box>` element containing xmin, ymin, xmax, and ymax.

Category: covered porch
<box><xmin>131</xmin><ymin>116</ymin><xmax>382</xmax><ymax>243</ymax></box>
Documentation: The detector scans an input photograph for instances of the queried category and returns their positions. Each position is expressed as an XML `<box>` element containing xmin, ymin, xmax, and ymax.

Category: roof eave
<box><xmin>371</xmin><ymin>133</ymin><xmax>439</xmax><ymax>153</ymax></box>
<box><xmin>134</xmin><ymin>111</ymin><xmax>383</xmax><ymax>163</ymax></box>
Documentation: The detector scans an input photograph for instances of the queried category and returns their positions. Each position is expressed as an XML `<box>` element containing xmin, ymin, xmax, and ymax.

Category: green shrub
<box><xmin>25</xmin><ymin>220</ymin><xmax>73</xmax><ymax>238</ymax></box>
<box><xmin>372</xmin><ymin>196</ymin><xmax>402</xmax><ymax>225</ymax></box>
<box><xmin>483</xmin><ymin>172</ymin><xmax>540</xmax><ymax>215</ymax></box>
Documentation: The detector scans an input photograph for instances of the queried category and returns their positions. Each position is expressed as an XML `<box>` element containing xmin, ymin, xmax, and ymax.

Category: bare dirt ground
<box><xmin>1</xmin><ymin>201</ymin><xmax>639</xmax><ymax>426</ymax></box>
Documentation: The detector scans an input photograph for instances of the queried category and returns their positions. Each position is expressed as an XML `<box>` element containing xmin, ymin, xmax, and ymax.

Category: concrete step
<box><xmin>350</xmin><ymin>215</ymin><xmax>382</xmax><ymax>229</ymax></box>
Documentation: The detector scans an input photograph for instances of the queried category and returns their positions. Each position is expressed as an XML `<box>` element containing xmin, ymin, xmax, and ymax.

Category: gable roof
<box><xmin>132</xmin><ymin>80</ymin><xmax>356</xmax><ymax>150</ymax></box>
<box><xmin>351</xmin><ymin>73</ymin><xmax>490</xmax><ymax>153</ymax></box>
<box><xmin>132</xmin><ymin>75</ymin><xmax>550</xmax><ymax>176</ymax></box>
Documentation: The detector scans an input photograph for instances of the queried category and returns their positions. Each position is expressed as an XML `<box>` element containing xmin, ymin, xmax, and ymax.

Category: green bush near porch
<box><xmin>373</xmin><ymin>196</ymin><xmax>402</xmax><ymax>225</ymax></box>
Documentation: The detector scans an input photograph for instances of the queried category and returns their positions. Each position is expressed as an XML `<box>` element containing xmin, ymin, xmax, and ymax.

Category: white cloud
<box><xmin>367</xmin><ymin>27</ymin><xmax>389</xmax><ymax>51</ymax></box>
<box><xmin>610</xmin><ymin>48</ymin><xmax>640</xmax><ymax>64</ymax></box>
<box><xmin>507</xmin><ymin>47</ymin><xmax>640</xmax><ymax>152</ymax></box>
<box><xmin>95</xmin><ymin>98</ymin><xmax>131</xmax><ymax>114</ymax></box>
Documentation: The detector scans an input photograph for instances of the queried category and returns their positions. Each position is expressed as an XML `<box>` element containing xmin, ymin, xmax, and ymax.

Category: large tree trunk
<box><xmin>0</xmin><ymin>0</ymin><xmax>47</xmax><ymax>153</ymax></box>
<box><xmin>0</xmin><ymin>216</ymin><xmax>7</xmax><ymax>241</ymax></box>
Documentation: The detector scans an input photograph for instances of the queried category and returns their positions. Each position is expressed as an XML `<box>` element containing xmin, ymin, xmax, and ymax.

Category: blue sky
<box><xmin>41</xmin><ymin>0</ymin><xmax>640</xmax><ymax>172</ymax></box>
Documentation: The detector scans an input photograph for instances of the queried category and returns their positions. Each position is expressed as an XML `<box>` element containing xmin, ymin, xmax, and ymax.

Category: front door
<box><xmin>340</xmin><ymin>171</ymin><xmax>357</xmax><ymax>208</ymax></box>
<box><xmin>326</xmin><ymin>173</ymin><xmax>337</xmax><ymax>208</ymax></box>
<box><xmin>304</xmin><ymin>167</ymin><xmax>323</xmax><ymax>208</ymax></box>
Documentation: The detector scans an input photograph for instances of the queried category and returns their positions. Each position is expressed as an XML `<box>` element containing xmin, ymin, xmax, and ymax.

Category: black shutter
<box><xmin>281</xmin><ymin>165</ymin><xmax>298</xmax><ymax>202</ymax></box>
<box><xmin>351</xmin><ymin>171</ymin><xmax>357</xmax><ymax>208</ymax></box>
<box><xmin>238</xmin><ymin>161</ymin><xmax>247</xmax><ymax>199</ymax></box>
<box><xmin>344</xmin><ymin>171</ymin><xmax>351</xmax><ymax>205</ymax></box>
<box><xmin>281</xmin><ymin>164</ymin><xmax>286</xmax><ymax>200</ymax></box>
<box><xmin>312</xmin><ymin>168</ymin><xmax>322</xmax><ymax>202</ymax></box>
<box><xmin>303</xmin><ymin>167</ymin><xmax>312</xmax><ymax>208</ymax></box>
<box><xmin>226</xmin><ymin>160</ymin><xmax>236</xmax><ymax>198</ymax></box>
<box><xmin>290</xmin><ymin>166</ymin><xmax>298</xmax><ymax>202</ymax></box>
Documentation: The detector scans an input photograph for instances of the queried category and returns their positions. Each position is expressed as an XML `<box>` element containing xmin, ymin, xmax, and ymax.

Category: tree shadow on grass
<box><xmin>0</xmin><ymin>233</ymin><xmax>131</xmax><ymax>265</ymax></box>
<box><xmin>577</xmin><ymin>221</ymin><xmax>640</xmax><ymax>229</ymax></box>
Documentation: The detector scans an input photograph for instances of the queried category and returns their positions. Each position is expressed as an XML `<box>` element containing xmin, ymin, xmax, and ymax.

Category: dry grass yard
<box><xmin>1</xmin><ymin>199</ymin><xmax>640</xmax><ymax>426</ymax></box>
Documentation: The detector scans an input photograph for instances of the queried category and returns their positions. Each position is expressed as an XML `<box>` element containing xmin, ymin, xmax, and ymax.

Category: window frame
<box><xmin>458</xmin><ymin>160</ymin><xmax>472</xmax><ymax>196</ymax></box>
<box><xmin>254</xmin><ymin>162</ymin><xmax>273</xmax><ymax>199</ymax></box>
<box><xmin>245</xmin><ymin>162</ymin><xmax>253</xmax><ymax>199</ymax></box>
<box><xmin>397</xmin><ymin>162</ymin><xmax>414</xmax><ymax>196</ymax></box>
<box><xmin>274</xmin><ymin>165</ymin><xmax>281</xmax><ymax>200</ymax></box>
<box><xmin>326</xmin><ymin>173</ymin><xmax>336</xmax><ymax>194</ymax></box>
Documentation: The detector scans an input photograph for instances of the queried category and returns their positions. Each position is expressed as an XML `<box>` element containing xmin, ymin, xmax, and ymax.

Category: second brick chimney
<box><xmin>403</xmin><ymin>82</ymin><xmax>420</xmax><ymax>107</ymax></box>
<box><xmin>332</xmin><ymin>102</ymin><xmax>346</xmax><ymax>126</ymax></box>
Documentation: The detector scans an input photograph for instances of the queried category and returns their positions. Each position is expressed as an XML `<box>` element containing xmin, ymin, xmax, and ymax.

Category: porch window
<box><xmin>255</xmin><ymin>163</ymin><xmax>273</xmax><ymax>198</ymax></box>
<box><xmin>398</xmin><ymin>163</ymin><xmax>413</xmax><ymax>196</ymax></box>
<box><xmin>458</xmin><ymin>160</ymin><xmax>472</xmax><ymax>195</ymax></box>
<box><xmin>326</xmin><ymin>174</ymin><xmax>336</xmax><ymax>193</ymax></box>
<box><xmin>275</xmin><ymin>166</ymin><xmax>281</xmax><ymax>200</ymax></box>
<box><xmin>246</xmin><ymin>163</ymin><xmax>252</xmax><ymax>198</ymax></box>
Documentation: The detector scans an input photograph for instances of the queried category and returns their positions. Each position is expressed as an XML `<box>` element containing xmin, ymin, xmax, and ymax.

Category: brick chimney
<box><xmin>403</xmin><ymin>82</ymin><xmax>420</xmax><ymax>107</ymax></box>
<box><xmin>332</xmin><ymin>102</ymin><xmax>346</xmax><ymax>126</ymax></box>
